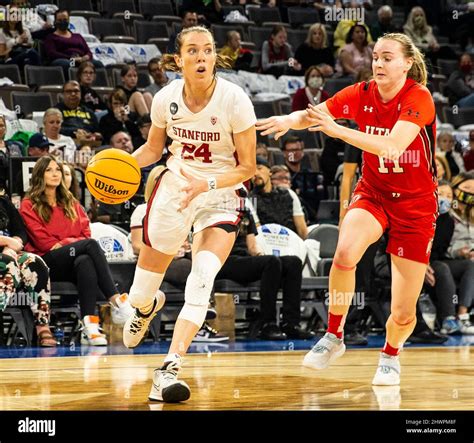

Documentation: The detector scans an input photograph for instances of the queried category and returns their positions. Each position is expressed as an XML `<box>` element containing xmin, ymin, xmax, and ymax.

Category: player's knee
<box><xmin>391</xmin><ymin>310</ymin><xmax>416</xmax><ymax>327</ymax></box>
<box><xmin>177</xmin><ymin>303</ymin><xmax>207</xmax><ymax>328</ymax></box>
<box><xmin>333</xmin><ymin>247</ymin><xmax>358</xmax><ymax>270</ymax></box>
<box><xmin>184</xmin><ymin>251</ymin><xmax>221</xmax><ymax>306</ymax></box>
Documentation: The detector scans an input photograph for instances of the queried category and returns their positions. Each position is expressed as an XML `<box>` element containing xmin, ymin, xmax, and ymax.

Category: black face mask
<box><xmin>55</xmin><ymin>20</ymin><xmax>69</xmax><ymax>31</ymax></box>
<box><xmin>455</xmin><ymin>189</ymin><xmax>474</xmax><ymax>206</ymax></box>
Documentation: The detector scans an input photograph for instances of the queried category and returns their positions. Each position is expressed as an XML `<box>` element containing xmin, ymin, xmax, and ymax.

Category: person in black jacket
<box><xmin>0</xmin><ymin>193</ymin><xmax>55</xmax><ymax>346</ymax></box>
<box><xmin>217</xmin><ymin>205</ymin><xmax>315</xmax><ymax>340</ymax></box>
<box><xmin>445</xmin><ymin>53</ymin><xmax>474</xmax><ymax>108</ymax></box>
<box><xmin>98</xmin><ymin>88</ymin><xmax>140</xmax><ymax>145</ymax></box>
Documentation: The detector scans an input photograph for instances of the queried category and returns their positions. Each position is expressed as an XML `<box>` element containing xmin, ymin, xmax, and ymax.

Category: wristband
<box><xmin>207</xmin><ymin>177</ymin><xmax>217</xmax><ymax>191</ymax></box>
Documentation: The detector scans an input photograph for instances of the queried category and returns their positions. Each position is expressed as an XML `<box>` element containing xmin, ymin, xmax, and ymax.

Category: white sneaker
<box><xmin>110</xmin><ymin>293</ymin><xmax>134</xmax><ymax>326</ymax></box>
<box><xmin>123</xmin><ymin>291</ymin><xmax>165</xmax><ymax>348</ymax></box>
<box><xmin>80</xmin><ymin>315</ymin><xmax>107</xmax><ymax>346</ymax></box>
<box><xmin>372</xmin><ymin>352</ymin><xmax>401</xmax><ymax>386</ymax></box>
<box><xmin>149</xmin><ymin>357</ymin><xmax>191</xmax><ymax>403</ymax></box>
<box><xmin>302</xmin><ymin>332</ymin><xmax>345</xmax><ymax>370</ymax></box>
<box><xmin>458</xmin><ymin>314</ymin><xmax>474</xmax><ymax>334</ymax></box>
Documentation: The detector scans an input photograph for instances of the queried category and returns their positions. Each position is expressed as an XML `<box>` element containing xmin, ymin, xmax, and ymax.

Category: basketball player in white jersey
<box><xmin>123</xmin><ymin>26</ymin><xmax>257</xmax><ymax>403</ymax></box>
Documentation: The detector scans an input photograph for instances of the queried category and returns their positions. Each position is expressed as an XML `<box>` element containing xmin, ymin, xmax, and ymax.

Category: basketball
<box><xmin>85</xmin><ymin>148</ymin><xmax>141</xmax><ymax>204</ymax></box>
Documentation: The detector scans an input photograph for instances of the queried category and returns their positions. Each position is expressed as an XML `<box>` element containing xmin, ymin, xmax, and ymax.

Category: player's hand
<box><xmin>256</xmin><ymin>116</ymin><xmax>291</xmax><ymax>141</ymax></box>
<box><xmin>306</xmin><ymin>106</ymin><xmax>341</xmax><ymax>138</ymax></box>
<box><xmin>424</xmin><ymin>265</ymin><xmax>436</xmax><ymax>286</ymax></box>
<box><xmin>179</xmin><ymin>168</ymin><xmax>207</xmax><ymax>211</ymax></box>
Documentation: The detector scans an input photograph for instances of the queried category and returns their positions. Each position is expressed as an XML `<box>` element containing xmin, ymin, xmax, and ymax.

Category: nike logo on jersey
<box><xmin>171</xmin><ymin>116</ymin><xmax>183</xmax><ymax>121</ymax></box>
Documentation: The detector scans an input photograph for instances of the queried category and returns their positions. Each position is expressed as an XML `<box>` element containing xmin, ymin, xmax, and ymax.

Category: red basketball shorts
<box><xmin>348</xmin><ymin>181</ymin><xmax>438</xmax><ymax>264</ymax></box>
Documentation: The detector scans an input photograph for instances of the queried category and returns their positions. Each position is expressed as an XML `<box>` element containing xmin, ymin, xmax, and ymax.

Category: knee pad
<box><xmin>184</xmin><ymin>251</ymin><xmax>221</xmax><ymax>306</ymax></box>
<box><xmin>129</xmin><ymin>267</ymin><xmax>165</xmax><ymax>308</ymax></box>
<box><xmin>177</xmin><ymin>303</ymin><xmax>208</xmax><ymax>328</ymax></box>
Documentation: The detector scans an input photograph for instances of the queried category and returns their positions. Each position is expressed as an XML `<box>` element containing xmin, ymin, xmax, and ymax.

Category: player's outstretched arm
<box><xmin>132</xmin><ymin>124</ymin><xmax>167</xmax><ymax>167</ymax></box>
<box><xmin>256</xmin><ymin>103</ymin><xmax>332</xmax><ymax>141</ymax></box>
<box><xmin>306</xmin><ymin>106</ymin><xmax>421</xmax><ymax>160</ymax></box>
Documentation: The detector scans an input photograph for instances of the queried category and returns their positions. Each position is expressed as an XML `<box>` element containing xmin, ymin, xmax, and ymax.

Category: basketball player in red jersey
<box><xmin>257</xmin><ymin>33</ymin><xmax>436</xmax><ymax>386</ymax></box>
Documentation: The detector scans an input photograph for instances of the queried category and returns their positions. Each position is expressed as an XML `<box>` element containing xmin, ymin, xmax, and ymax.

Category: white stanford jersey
<box><xmin>150</xmin><ymin>76</ymin><xmax>256</xmax><ymax>182</ymax></box>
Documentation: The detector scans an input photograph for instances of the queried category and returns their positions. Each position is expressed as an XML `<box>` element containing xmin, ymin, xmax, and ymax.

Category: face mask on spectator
<box><xmin>308</xmin><ymin>77</ymin><xmax>323</xmax><ymax>89</ymax></box>
<box><xmin>438</xmin><ymin>196</ymin><xmax>451</xmax><ymax>214</ymax></box>
<box><xmin>455</xmin><ymin>189</ymin><xmax>474</xmax><ymax>206</ymax></box>
<box><xmin>56</xmin><ymin>20</ymin><xmax>69</xmax><ymax>31</ymax></box>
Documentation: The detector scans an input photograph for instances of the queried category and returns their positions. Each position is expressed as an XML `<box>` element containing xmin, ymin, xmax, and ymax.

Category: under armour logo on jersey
<box><xmin>392</xmin><ymin>192</ymin><xmax>401</xmax><ymax>198</ymax></box>
<box><xmin>211</xmin><ymin>116</ymin><xmax>217</xmax><ymax>125</ymax></box>
<box><xmin>407</xmin><ymin>109</ymin><xmax>419</xmax><ymax>118</ymax></box>
<box><xmin>364</xmin><ymin>106</ymin><xmax>373</xmax><ymax>112</ymax></box>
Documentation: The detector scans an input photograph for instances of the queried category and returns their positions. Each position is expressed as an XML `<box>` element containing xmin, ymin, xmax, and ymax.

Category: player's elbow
<box><xmin>241</xmin><ymin>163</ymin><xmax>256</xmax><ymax>181</ymax></box>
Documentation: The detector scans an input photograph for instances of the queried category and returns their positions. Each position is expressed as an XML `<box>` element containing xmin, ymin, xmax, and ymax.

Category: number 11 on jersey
<box><xmin>377</xmin><ymin>156</ymin><xmax>404</xmax><ymax>174</ymax></box>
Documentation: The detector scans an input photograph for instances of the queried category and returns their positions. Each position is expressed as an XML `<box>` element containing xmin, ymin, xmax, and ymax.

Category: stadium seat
<box><xmin>248</xmin><ymin>26</ymin><xmax>273</xmax><ymax>51</ymax></box>
<box><xmin>248</xmin><ymin>7</ymin><xmax>282</xmax><ymax>26</ymax></box>
<box><xmin>134</xmin><ymin>20</ymin><xmax>169</xmax><ymax>44</ymax></box>
<box><xmin>103</xmin><ymin>35</ymin><xmax>137</xmax><ymax>43</ymax></box>
<box><xmin>89</xmin><ymin>18</ymin><xmax>128</xmax><ymax>40</ymax></box>
<box><xmin>252</xmin><ymin>100</ymin><xmax>279</xmax><ymax>119</ymax></box>
<box><xmin>221</xmin><ymin>5</ymin><xmax>245</xmax><ymax>17</ymax></box>
<box><xmin>0</xmin><ymin>64</ymin><xmax>22</xmax><ymax>85</ymax></box>
<box><xmin>287</xmin><ymin>7</ymin><xmax>320</xmax><ymax>27</ymax></box>
<box><xmin>211</xmin><ymin>24</ymin><xmax>247</xmax><ymax>47</ymax></box>
<box><xmin>12</xmin><ymin>91</ymin><xmax>53</xmax><ymax>118</ymax></box>
<box><xmin>323</xmin><ymin>77</ymin><xmax>354</xmax><ymax>97</ymax></box>
<box><xmin>139</xmin><ymin>0</ymin><xmax>175</xmax><ymax>18</ymax></box>
<box><xmin>287</xmin><ymin>29</ymin><xmax>307</xmax><ymax>51</ymax></box>
<box><xmin>437</xmin><ymin>59</ymin><xmax>459</xmax><ymax>77</ymax></box>
<box><xmin>101</xmin><ymin>0</ymin><xmax>136</xmax><ymax>17</ymax></box>
<box><xmin>58</xmin><ymin>0</ymin><xmax>93</xmax><ymax>11</ymax></box>
<box><xmin>307</xmin><ymin>224</ymin><xmax>339</xmax><ymax>275</ymax></box>
<box><xmin>69</xmin><ymin>67</ymin><xmax>110</xmax><ymax>87</ymax></box>
<box><xmin>0</xmin><ymin>85</ymin><xmax>30</xmax><ymax>110</ymax></box>
<box><xmin>316</xmin><ymin>200</ymin><xmax>340</xmax><ymax>225</ymax></box>
<box><xmin>442</xmin><ymin>106</ymin><xmax>474</xmax><ymax>128</ymax></box>
<box><xmin>25</xmin><ymin>65</ymin><xmax>65</xmax><ymax>89</ymax></box>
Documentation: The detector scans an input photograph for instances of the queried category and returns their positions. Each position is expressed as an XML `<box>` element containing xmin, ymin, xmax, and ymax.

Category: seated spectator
<box><xmin>251</xmin><ymin>157</ymin><xmax>308</xmax><ymax>239</ymax></box>
<box><xmin>44</xmin><ymin>9</ymin><xmax>103</xmax><ymax>79</ymax></box>
<box><xmin>98</xmin><ymin>89</ymin><xmax>140</xmax><ymax>145</ymax></box>
<box><xmin>0</xmin><ymin>115</ymin><xmax>23</xmax><ymax>190</ymax></box>
<box><xmin>370</xmin><ymin>5</ymin><xmax>399</xmax><ymax>41</ymax></box>
<box><xmin>256</xmin><ymin>142</ymin><xmax>270</xmax><ymax>164</ymax></box>
<box><xmin>78</xmin><ymin>61</ymin><xmax>107</xmax><ymax>112</ymax></box>
<box><xmin>426</xmin><ymin>181</ymin><xmax>465</xmax><ymax>334</ymax></box>
<box><xmin>464</xmin><ymin>130</ymin><xmax>474</xmax><ymax>172</ymax></box>
<box><xmin>261</xmin><ymin>25</ymin><xmax>302</xmax><ymax>78</ymax></box>
<box><xmin>270</xmin><ymin>164</ymin><xmax>291</xmax><ymax>189</ymax></box>
<box><xmin>292</xmin><ymin>65</ymin><xmax>329</xmax><ymax>112</ymax></box>
<box><xmin>279</xmin><ymin>136</ymin><xmax>313</xmax><ymax>174</ymax></box>
<box><xmin>145</xmin><ymin>58</ymin><xmax>169</xmax><ymax>97</ymax></box>
<box><xmin>110</xmin><ymin>131</ymin><xmax>133</xmax><ymax>154</ymax></box>
<box><xmin>117</xmin><ymin>65</ymin><xmax>153</xmax><ymax>117</ymax></box>
<box><xmin>20</xmin><ymin>155</ymin><xmax>134</xmax><ymax>346</ymax></box>
<box><xmin>28</xmin><ymin>133</ymin><xmax>53</xmax><ymax>158</ymax></box>
<box><xmin>436</xmin><ymin>154</ymin><xmax>452</xmax><ymax>182</ymax></box>
<box><xmin>437</xmin><ymin>131</ymin><xmax>465</xmax><ymax>177</ymax></box>
<box><xmin>62</xmin><ymin>161</ymin><xmax>81</xmax><ymax>200</ymax></box>
<box><xmin>167</xmin><ymin>10</ymin><xmax>198</xmax><ymax>53</ymax></box>
<box><xmin>181</xmin><ymin>0</ymin><xmax>223</xmax><ymax>26</ymax></box>
<box><xmin>219</xmin><ymin>31</ymin><xmax>253</xmax><ymax>71</ymax></box>
<box><xmin>217</xmin><ymin>205</ymin><xmax>315</xmax><ymax>340</ymax></box>
<box><xmin>445</xmin><ymin>53</ymin><xmax>474</xmax><ymax>109</ymax></box>
<box><xmin>333</xmin><ymin>19</ymin><xmax>373</xmax><ymax>55</ymax></box>
<box><xmin>0</xmin><ymin>6</ymin><xmax>40</xmax><ymax>70</ymax></box>
<box><xmin>336</xmin><ymin>24</ymin><xmax>372</xmax><ymax>77</ymax></box>
<box><xmin>43</xmin><ymin>108</ymin><xmax>77</xmax><ymax>163</ymax></box>
<box><xmin>132</xmin><ymin>114</ymin><xmax>152</xmax><ymax>150</ymax></box>
<box><xmin>0</xmin><ymin>192</ymin><xmax>55</xmax><ymax>347</ymax></box>
<box><xmin>294</xmin><ymin>23</ymin><xmax>335</xmax><ymax>75</ymax></box>
<box><xmin>56</xmin><ymin>81</ymin><xmax>102</xmax><ymax>147</ymax></box>
<box><xmin>403</xmin><ymin>6</ymin><xmax>457</xmax><ymax>67</ymax></box>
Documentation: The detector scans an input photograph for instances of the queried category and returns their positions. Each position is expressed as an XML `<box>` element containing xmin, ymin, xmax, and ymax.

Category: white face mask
<box><xmin>308</xmin><ymin>77</ymin><xmax>323</xmax><ymax>89</ymax></box>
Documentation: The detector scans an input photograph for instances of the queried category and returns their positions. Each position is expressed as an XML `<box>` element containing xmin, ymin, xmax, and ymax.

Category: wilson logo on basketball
<box><xmin>94</xmin><ymin>178</ymin><xmax>129</xmax><ymax>196</ymax></box>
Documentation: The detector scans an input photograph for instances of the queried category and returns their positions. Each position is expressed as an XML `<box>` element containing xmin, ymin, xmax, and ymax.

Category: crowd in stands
<box><xmin>0</xmin><ymin>0</ymin><xmax>473</xmax><ymax>347</ymax></box>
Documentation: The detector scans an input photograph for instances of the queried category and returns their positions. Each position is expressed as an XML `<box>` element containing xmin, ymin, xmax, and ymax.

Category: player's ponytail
<box><xmin>379</xmin><ymin>33</ymin><xmax>428</xmax><ymax>86</ymax></box>
<box><xmin>159</xmin><ymin>26</ymin><xmax>232</xmax><ymax>73</ymax></box>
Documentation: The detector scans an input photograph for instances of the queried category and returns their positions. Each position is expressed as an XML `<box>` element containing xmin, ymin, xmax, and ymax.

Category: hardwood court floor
<box><xmin>0</xmin><ymin>347</ymin><xmax>472</xmax><ymax>410</ymax></box>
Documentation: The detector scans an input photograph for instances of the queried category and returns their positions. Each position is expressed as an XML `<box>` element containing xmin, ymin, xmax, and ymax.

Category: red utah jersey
<box><xmin>325</xmin><ymin>78</ymin><xmax>437</xmax><ymax>198</ymax></box>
